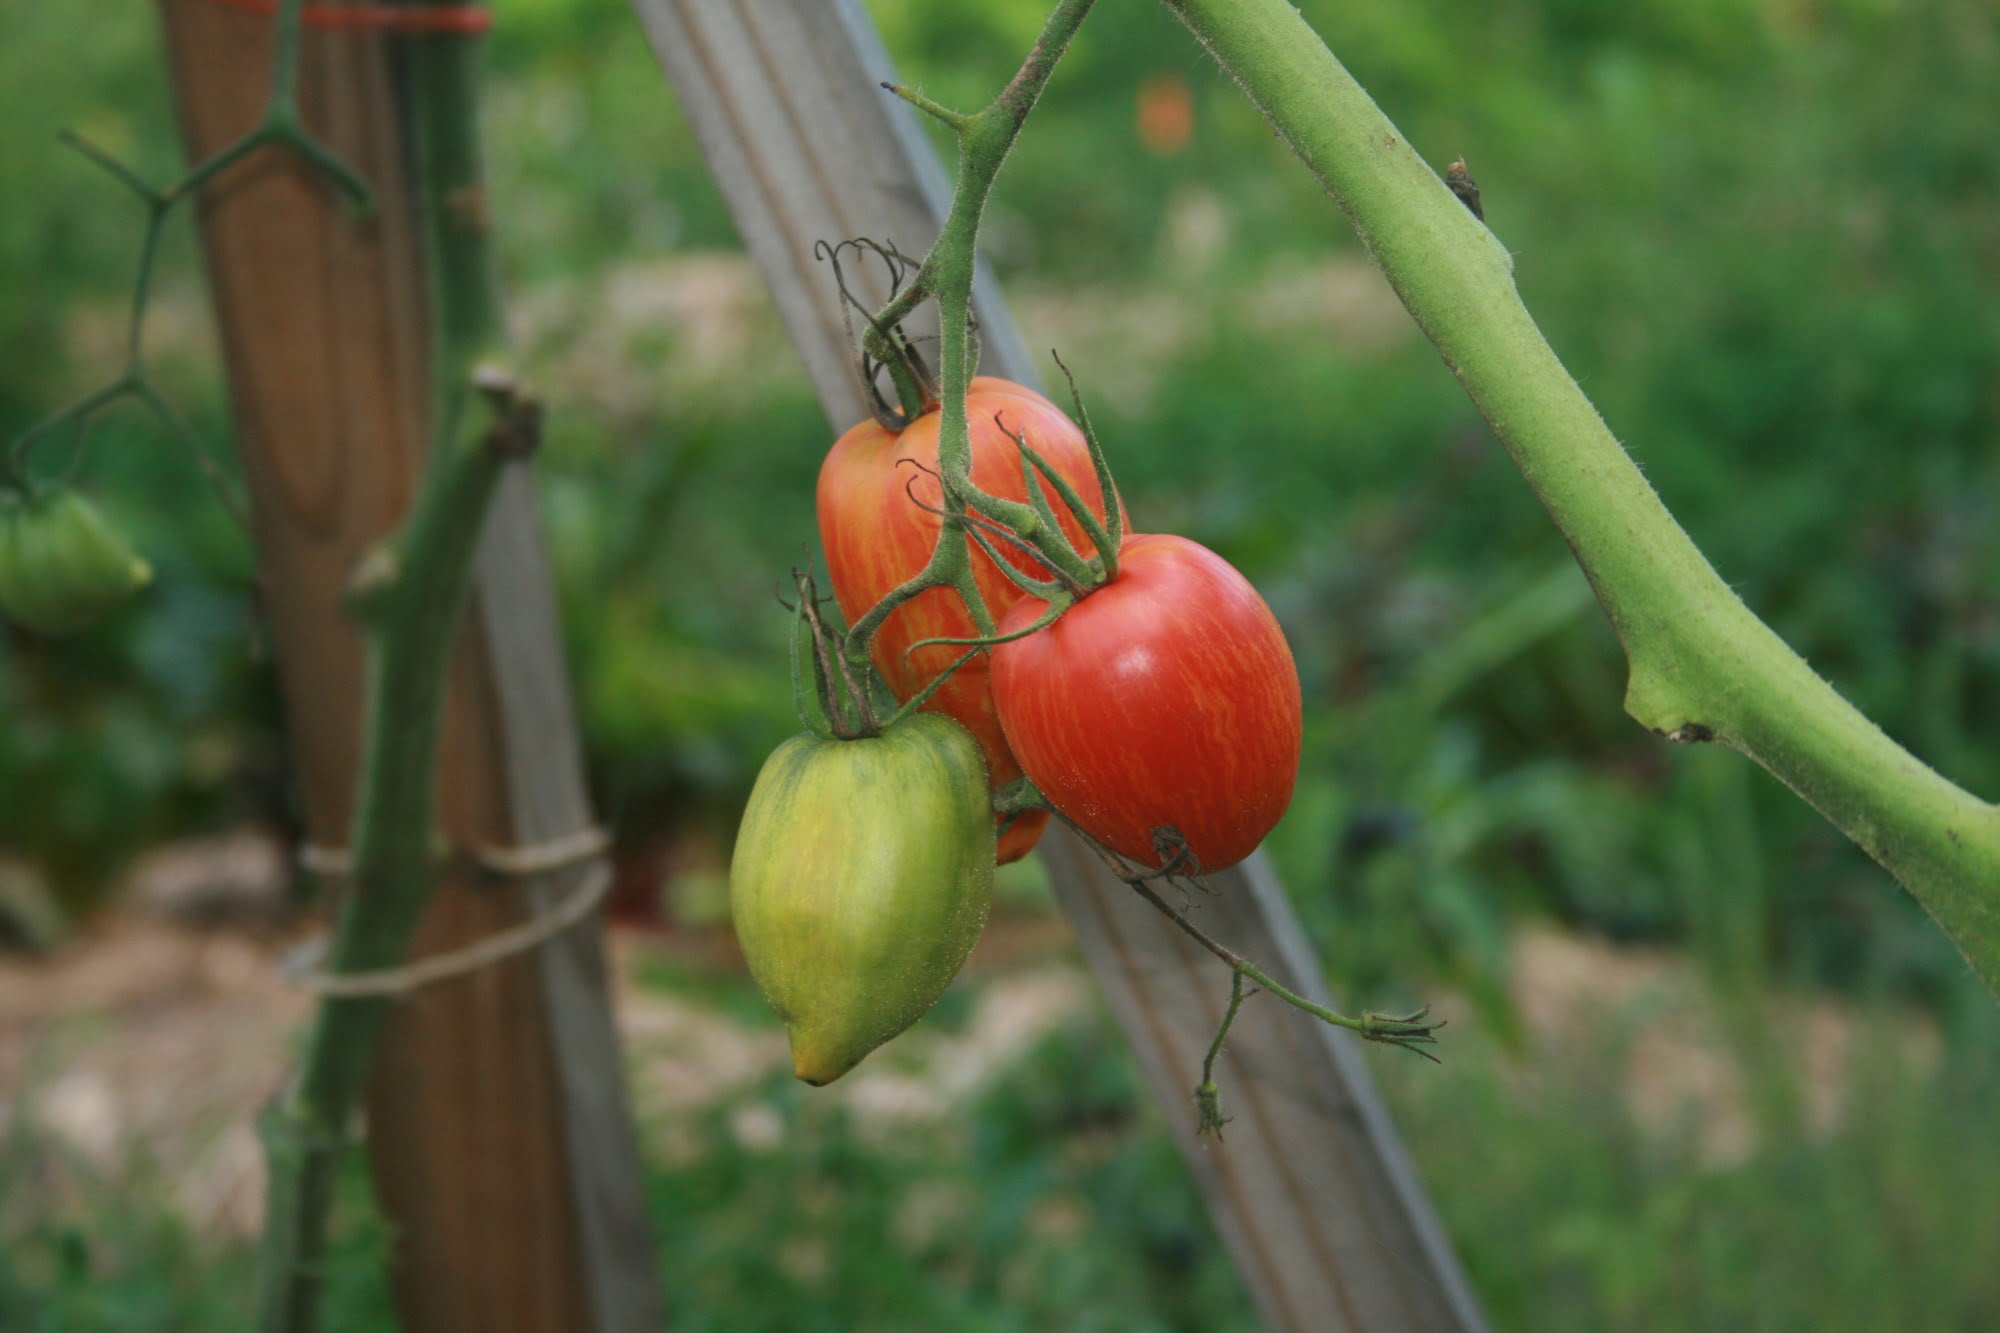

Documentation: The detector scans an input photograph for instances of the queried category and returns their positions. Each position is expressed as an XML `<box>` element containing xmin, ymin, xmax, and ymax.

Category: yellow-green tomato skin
<box><xmin>730</xmin><ymin>715</ymin><xmax>995</xmax><ymax>1085</ymax></box>
<box><xmin>0</xmin><ymin>491</ymin><xmax>152</xmax><ymax>635</ymax></box>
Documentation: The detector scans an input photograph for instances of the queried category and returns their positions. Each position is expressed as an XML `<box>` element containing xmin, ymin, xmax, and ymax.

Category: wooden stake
<box><xmin>155</xmin><ymin>3</ymin><xmax>661</xmax><ymax>1328</ymax></box>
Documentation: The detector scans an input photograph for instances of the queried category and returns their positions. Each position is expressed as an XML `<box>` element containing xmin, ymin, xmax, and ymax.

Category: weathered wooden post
<box><xmin>625</xmin><ymin>3</ymin><xmax>1488</xmax><ymax>1330</ymax></box>
<box><xmin>155</xmin><ymin>3</ymin><xmax>662</xmax><ymax>1329</ymax></box>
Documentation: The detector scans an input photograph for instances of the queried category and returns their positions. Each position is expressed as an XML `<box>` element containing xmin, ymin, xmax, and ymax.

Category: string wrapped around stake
<box><xmin>285</xmin><ymin>826</ymin><xmax>612</xmax><ymax>997</ymax></box>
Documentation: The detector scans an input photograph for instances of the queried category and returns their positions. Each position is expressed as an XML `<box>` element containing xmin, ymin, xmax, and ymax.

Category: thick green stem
<box><xmin>254</xmin><ymin>16</ymin><xmax>527</xmax><ymax>1332</ymax></box>
<box><xmin>1164</xmin><ymin>0</ymin><xmax>2000</xmax><ymax>992</ymax></box>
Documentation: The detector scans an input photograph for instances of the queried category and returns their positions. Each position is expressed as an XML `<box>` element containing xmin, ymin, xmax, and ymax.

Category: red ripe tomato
<box><xmin>989</xmin><ymin>533</ymin><xmax>1301</xmax><ymax>873</ymax></box>
<box><xmin>818</xmin><ymin>378</ymin><xmax>1121</xmax><ymax>864</ymax></box>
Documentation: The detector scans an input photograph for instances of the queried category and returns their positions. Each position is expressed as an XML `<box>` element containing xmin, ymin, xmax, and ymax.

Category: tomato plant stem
<box><xmin>5</xmin><ymin>35</ymin><xmax>368</xmax><ymax>520</ymax></box>
<box><xmin>1164</xmin><ymin>0</ymin><xmax>2000</xmax><ymax>993</ymax></box>
<box><xmin>842</xmin><ymin>0</ymin><xmax>1101</xmax><ymax>678</ymax></box>
<box><xmin>1055</xmin><ymin>807</ymin><xmax>1444</xmax><ymax>1084</ymax></box>
<box><xmin>252</xmin><ymin>11</ymin><xmax>531</xmax><ymax>1331</ymax></box>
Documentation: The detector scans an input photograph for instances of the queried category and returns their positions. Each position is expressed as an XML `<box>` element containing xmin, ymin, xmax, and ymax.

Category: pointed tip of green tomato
<box><xmin>789</xmin><ymin>1035</ymin><xmax>862</xmax><ymax>1087</ymax></box>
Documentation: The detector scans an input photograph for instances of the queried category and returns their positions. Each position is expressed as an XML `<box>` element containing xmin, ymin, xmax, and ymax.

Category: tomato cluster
<box><xmin>819</xmin><ymin>378</ymin><xmax>1301</xmax><ymax>877</ymax></box>
<box><xmin>733</xmin><ymin>375</ymin><xmax>1302</xmax><ymax>1085</ymax></box>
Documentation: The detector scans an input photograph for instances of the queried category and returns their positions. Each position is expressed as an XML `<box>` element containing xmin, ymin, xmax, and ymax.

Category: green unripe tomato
<box><xmin>730</xmin><ymin>714</ymin><xmax>995</xmax><ymax>1085</ymax></box>
<box><xmin>0</xmin><ymin>489</ymin><xmax>152</xmax><ymax>636</ymax></box>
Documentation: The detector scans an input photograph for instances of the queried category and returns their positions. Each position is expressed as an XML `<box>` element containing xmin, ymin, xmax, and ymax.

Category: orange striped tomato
<box><xmin>817</xmin><ymin>378</ymin><xmax>1121</xmax><ymax>864</ymax></box>
<box><xmin>990</xmin><ymin>533</ymin><xmax>1301</xmax><ymax>874</ymax></box>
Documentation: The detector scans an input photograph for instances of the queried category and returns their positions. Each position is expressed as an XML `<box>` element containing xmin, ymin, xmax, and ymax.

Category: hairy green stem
<box><xmin>1202</xmin><ymin>972</ymin><xmax>1250</xmax><ymax>1084</ymax></box>
<box><xmin>841</xmin><ymin>0</ymin><xmax>1098</xmax><ymax>680</ymax></box>
<box><xmin>1164</xmin><ymin>0</ymin><xmax>2000</xmax><ymax>991</ymax></box>
<box><xmin>904</xmin><ymin>593</ymin><xmax>1073</xmax><ymax>657</ymax></box>
<box><xmin>253</xmin><ymin>14</ymin><xmax>527</xmax><ymax>1332</ymax></box>
<box><xmin>884</xmin><ymin>646</ymin><xmax>982</xmax><ymax>727</ymax></box>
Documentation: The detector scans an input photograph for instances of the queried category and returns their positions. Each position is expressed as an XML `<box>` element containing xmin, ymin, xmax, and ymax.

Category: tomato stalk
<box><xmin>996</xmin><ymin>772</ymin><xmax>1443</xmax><ymax>1121</ymax></box>
<box><xmin>1193</xmin><ymin>971</ymin><xmax>1252</xmax><ymax>1140</ymax></box>
<box><xmin>1080</xmin><ymin>810</ymin><xmax>1443</xmax><ymax>1136</ymax></box>
<box><xmin>835</xmin><ymin>0</ymin><xmax>1102</xmax><ymax>684</ymax></box>
<box><xmin>816</xmin><ymin>237</ymin><xmax>935</xmax><ymax>428</ymax></box>
<box><xmin>892</xmin><ymin>461</ymin><xmax>1094</xmax><ymax>601</ymax></box>
<box><xmin>906</xmin><ymin>594</ymin><xmax>1075</xmax><ymax>660</ymax></box>
<box><xmin>1164</xmin><ymin>0</ymin><xmax>2000</xmax><ymax>993</ymax></box>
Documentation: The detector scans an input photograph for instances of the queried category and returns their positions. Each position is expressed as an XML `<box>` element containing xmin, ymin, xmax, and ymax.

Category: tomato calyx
<box><xmin>875</xmin><ymin>358</ymin><xmax>1129</xmax><ymax>668</ymax></box>
<box><xmin>954</xmin><ymin>350</ymin><xmax>1126</xmax><ymax>599</ymax></box>
<box><xmin>787</xmin><ymin>568</ymin><xmax>983</xmax><ymax>743</ymax></box>
<box><xmin>989</xmin><ymin>776</ymin><xmax>1048</xmax><ymax>820</ymax></box>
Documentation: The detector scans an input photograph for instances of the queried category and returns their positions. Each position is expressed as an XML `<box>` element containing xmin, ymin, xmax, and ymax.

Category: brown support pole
<box><xmin>155</xmin><ymin>4</ymin><xmax>662</xmax><ymax>1329</ymax></box>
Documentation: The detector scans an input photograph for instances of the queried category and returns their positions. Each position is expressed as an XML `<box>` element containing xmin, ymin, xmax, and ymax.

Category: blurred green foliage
<box><xmin>2</xmin><ymin>0</ymin><xmax>1998</xmax><ymax>1326</ymax></box>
